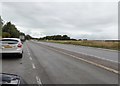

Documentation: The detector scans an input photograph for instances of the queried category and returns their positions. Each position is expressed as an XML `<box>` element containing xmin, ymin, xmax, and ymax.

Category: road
<box><xmin>1</xmin><ymin>41</ymin><xmax>118</xmax><ymax>85</ymax></box>
<box><xmin>36</xmin><ymin>41</ymin><xmax>118</xmax><ymax>63</ymax></box>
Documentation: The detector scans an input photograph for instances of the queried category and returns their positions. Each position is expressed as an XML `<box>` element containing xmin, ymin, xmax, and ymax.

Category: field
<box><xmin>44</xmin><ymin>40</ymin><xmax>120</xmax><ymax>51</ymax></box>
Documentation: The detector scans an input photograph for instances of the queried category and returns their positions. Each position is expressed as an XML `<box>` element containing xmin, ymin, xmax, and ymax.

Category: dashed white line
<box><xmin>27</xmin><ymin>48</ymin><xmax>31</xmax><ymax>56</ymax></box>
<box><xmin>32</xmin><ymin>63</ymin><xmax>36</xmax><ymax>69</ymax></box>
<box><xmin>36</xmin><ymin>76</ymin><xmax>42</xmax><ymax>85</ymax></box>
<box><xmin>29</xmin><ymin>56</ymin><xmax>32</xmax><ymax>60</ymax></box>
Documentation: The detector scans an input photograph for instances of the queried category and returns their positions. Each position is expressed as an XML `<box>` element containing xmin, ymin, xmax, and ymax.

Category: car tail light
<box><xmin>18</xmin><ymin>43</ymin><xmax>22</xmax><ymax>48</ymax></box>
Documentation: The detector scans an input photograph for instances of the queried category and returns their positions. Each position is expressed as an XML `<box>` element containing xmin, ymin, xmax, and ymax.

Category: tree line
<box><xmin>39</xmin><ymin>35</ymin><xmax>72</xmax><ymax>40</ymax></box>
<box><xmin>0</xmin><ymin>16</ymin><xmax>3</xmax><ymax>37</ymax></box>
<box><xmin>0</xmin><ymin>16</ymin><xmax>32</xmax><ymax>40</ymax></box>
<box><xmin>0</xmin><ymin>16</ymin><xmax>77</xmax><ymax>41</ymax></box>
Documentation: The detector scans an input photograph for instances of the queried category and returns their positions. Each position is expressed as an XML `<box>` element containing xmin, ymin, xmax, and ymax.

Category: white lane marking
<box><xmin>34</xmin><ymin>41</ymin><xmax>118</xmax><ymax>63</ymax></box>
<box><xmin>36</xmin><ymin>76</ymin><xmax>42</xmax><ymax>85</ymax></box>
<box><xmin>29</xmin><ymin>56</ymin><xmax>32</xmax><ymax>60</ymax></box>
<box><xmin>49</xmin><ymin>47</ymin><xmax>119</xmax><ymax>74</ymax></box>
<box><xmin>32</xmin><ymin>63</ymin><xmax>36</xmax><ymax>69</ymax></box>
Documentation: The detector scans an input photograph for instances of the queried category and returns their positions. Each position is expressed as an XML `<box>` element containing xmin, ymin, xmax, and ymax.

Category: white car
<box><xmin>0</xmin><ymin>38</ymin><xmax>23</xmax><ymax>58</ymax></box>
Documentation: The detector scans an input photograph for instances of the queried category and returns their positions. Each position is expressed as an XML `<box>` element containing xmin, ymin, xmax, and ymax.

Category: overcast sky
<box><xmin>1</xmin><ymin>1</ymin><xmax>118</xmax><ymax>40</ymax></box>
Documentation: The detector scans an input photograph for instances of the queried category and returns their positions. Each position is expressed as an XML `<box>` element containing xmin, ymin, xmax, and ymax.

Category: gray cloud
<box><xmin>2</xmin><ymin>2</ymin><xmax>118</xmax><ymax>40</ymax></box>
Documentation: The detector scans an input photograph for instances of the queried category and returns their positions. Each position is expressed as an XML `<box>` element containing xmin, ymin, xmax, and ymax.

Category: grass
<box><xmin>42</xmin><ymin>40</ymin><xmax>120</xmax><ymax>51</ymax></box>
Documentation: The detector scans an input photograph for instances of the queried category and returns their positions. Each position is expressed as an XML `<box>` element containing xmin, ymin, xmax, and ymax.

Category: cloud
<box><xmin>0</xmin><ymin>3</ymin><xmax>2</xmax><ymax>15</ymax></box>
<box><xmin>2</xmin><ymin>2</ymin><xmax>118</xmax><ymax>40</ymax></box>
<box><xmin>0</xmin><ymin>0</ymin><xmax>119</xmax><ymax>2</ymax></box>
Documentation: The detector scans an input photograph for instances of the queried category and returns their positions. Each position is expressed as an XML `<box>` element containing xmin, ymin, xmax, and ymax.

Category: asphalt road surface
<box><xmin>36</xmin><ymin>41</ymin><xmax>118</xmax><ymax>63</ymax></box>
<box><xmin>1</xmin><ymin>41</ymin><xmax>118</xmax><ymax>85</ymax></box>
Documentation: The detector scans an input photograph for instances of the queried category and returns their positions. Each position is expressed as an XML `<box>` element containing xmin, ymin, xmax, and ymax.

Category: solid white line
<box><xmin>49</xmin><ymin>47</ymin><xmax>119</xmax><ymax>74</ymax></box>
<box><xmin>36</xmin><ymin>76</ymin><xmax>42</xmax><ymax>85</ymax></box>
<box><xmin>29</xmin><ymin>56</ymin><xmax>32</xmax><ymax>60</ymax></box>
<box><xmin>96</xmin><ymin>47</ymin><xmax>118</xmax><ymax>52</ymax></box>
<box><xmin>32</xmin><ymin>63</ymin><xmax>36</xmax><ymax>69</ymax></box>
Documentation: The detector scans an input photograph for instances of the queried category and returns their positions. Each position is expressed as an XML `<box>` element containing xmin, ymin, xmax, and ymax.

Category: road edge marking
<box><xmin>32</xmin><ymin>63</ymin><xmax>36</xmax><ymax>69</ymax></box>
<box><xmin>36</xmin><ymin>76</ymin><xmax>42</xmax><ymax>85</ymax></box>
<box><xmin>29</xmin><ymin>56</ymin><xmax>32</xmax><ymax>60</ymax></box>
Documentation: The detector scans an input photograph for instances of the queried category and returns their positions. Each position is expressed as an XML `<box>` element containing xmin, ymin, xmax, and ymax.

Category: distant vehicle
<box><xmin>19</xmin><ymin>35</ymin><xmax>25</xmax><ymax>43</ymax></box>
<box><xmin>0</xmin><ymin>38</ymin><xmax>23</xmax><ymax>58</ymax></box>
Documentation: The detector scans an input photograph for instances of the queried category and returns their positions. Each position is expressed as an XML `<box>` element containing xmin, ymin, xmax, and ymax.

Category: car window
<box><xmin>2</xmin><ymin>39</ymin><xmax>18</xmax><ymax>44</ymax></box>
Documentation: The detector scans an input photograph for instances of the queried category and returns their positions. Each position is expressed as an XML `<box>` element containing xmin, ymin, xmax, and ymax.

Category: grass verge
<box><xmin>42</xmin><ymin>40</ymin><xmax>120</xmax><ymax>51</ymax></box>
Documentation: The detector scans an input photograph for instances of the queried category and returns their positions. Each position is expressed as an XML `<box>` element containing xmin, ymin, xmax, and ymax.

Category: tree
<box><xmin>20</xmin><ymin>32</ymin><xmax>25</xmax><ymax>36</ymax></box>
<box><xmin>25</xmin><ymin>35</ymin><xmax>32</xmax><ymax>40</ymax></box>
<box><xmin>0</xmin><ymin>17</ymin><xmax>27</xmax><ymax>39</ymax></box>
<box><xmin>39</xmin><ymin>35</ymin><xmax>71</xmax><ymax>40</ymax></box>
<box><xmin>0</xmin><ymin>16</ymin><xmax>3</xmax><ymax>27</ymax></box>
<box><xmin>2</xmin><ymin>22</ymin><xmax>20</xmax><ymax>38</ymax></box>
<box><xmin>2</xmin><ymin>32</ymin><xmax>11</xmax><ymax>38</ymax></box>
<box><xmin>62</xmin><ymin>35</ymin><xmax>70</xmax><ymax>40</ymax></box>
<box><xmin>0</xmin><ymin>16</ymin><xmax>3</xmax><ymax>37</ymax></box>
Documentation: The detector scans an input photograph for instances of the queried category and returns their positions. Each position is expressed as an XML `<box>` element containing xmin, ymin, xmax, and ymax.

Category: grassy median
<box><xmin>43</xmin><ymin>40</ymin><xmax>120</xmax><ymax>51</ymax></box>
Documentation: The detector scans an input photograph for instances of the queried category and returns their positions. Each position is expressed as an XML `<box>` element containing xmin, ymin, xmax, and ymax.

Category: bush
<box><xmin>2</xmin><ymin>32</ymin><xmax>11</xmax><ymax>38</ymax></box>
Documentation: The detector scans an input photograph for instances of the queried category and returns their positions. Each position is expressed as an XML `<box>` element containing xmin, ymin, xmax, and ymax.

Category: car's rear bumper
<box><xmin>0</xmin><ymin>53</ymin><xmax>22</xmax><ymax>58</ymax></box>
<box><xmin>0</xmin><ymin>51</ymin><xmax>23</xmax><ymax>57</ymax></box>
<box><xmin>1</xmin><ymin>50</ymin><xmax>23</xmax><ymax>54</ymax></box>
<box><xmin>1</xmin><ymin>53</ymin><xmax>22</xmax><ymax>55</ymax></box>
